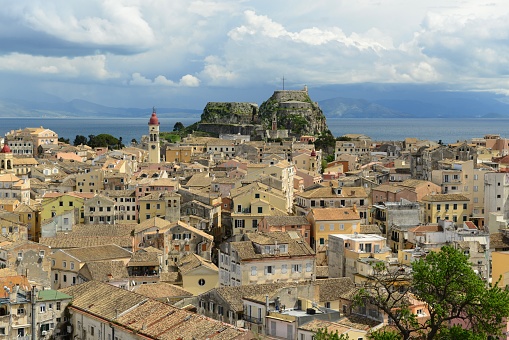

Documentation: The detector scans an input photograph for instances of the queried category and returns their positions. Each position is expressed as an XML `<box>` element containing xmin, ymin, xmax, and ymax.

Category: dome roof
<box><xmin>0</xmin><ymin>144</ymin><xmax>11</xmax><ymax>153</ymax></box>
<box><xmin>148</xmin><ymin>112</ymin><xmax>160</xmax><ymax>125</ymax></box>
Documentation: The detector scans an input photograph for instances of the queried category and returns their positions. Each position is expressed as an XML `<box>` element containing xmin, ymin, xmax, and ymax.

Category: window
<box><xmin>56</xmin><ymin>302</ymin><xmax>61</xmax><ymax>311</ymax></box>
<box><xmin>319</xmin><ymin>224</ymin><xmax>324</xmax><ymax>231</ymax></box>
<box><xmin>198</xmin><ymin>279</ymin><xmax>205</xmax><ymax>286</ymax></box>
<box><xmin>17</xmin><ymin>308</ymin><xmax>24</xmax><ymax>315</ymax></box>
<box><xmin>319</xmin><ymin>238</ymin><xmax>325</xmax><ymax>245</ymax></box>
<box><xmin>265</xmin><ymin>266</ymin><xmax>274</xmax><ymax>274</ymax></box>
<box><xmin>255</xmin><ymin>193</ymin><xmax>260</xmax><ymax>198</ymax></box>
<box><xmin>445</xmin><ymin>204</ymin><xmax>449</xmax><ymax>210</ymax></box>
<box><xmin>329</xmin><ymin>224</ymin><xmax>334</xmax><ymax>231</ymax></box>
<box><xmin>40</xmin><ymin>304</ymin><xmax>46</xmax><ymax>313</ymax></box>
<box><xmin>90</xmin><ymin>326</ymin><xmax>95</xmax><ymax>336</ymax></box>
<box><xmin>340</xmin><ymin>224</ymin><xmax>344</xmax><ymax>230</ymax></box>
<box><xmin>281</xmin><ymin>264</ymin><xmax>288</xmax><ymax>274</ymax></box>
<box><xmin>463</xmin><ymin>203</ymin><xmax>467</xmax><ymax>209</ymax></box>
<box><xmin>306</xmin><ymin>263</ymin><xmax>312</xmax><ymax>272</ymax></box>
<box><xmin>63</xmin><ymin>261</ymin><xmax>67</xmax><ymax>268</ymax></box>
<box><xmin>257</xmin><ymin>207</ymin><xmax>262</xmax><ymax>213</ymax></box>
<box><xmin>251</xmin><ymin>266</ymin><xmax>257</xmax><ymax>276</ymax></box>
<box><xmin>436</xmin><ymin>204</ymin><xmax>441</xmax><ymax>211</ymax></box>
<box><xmin>292</xmin><ymin>264</ymin><xmax>302</xmax><ymax>273</ymax></box>
<box><xmin>70</xmin><ymin>262</ymin><xmax>74</xmax><ymax>270</ymax></box>
<box><xmin>63</xmin><ymin>275</ymin><xmax>67</xmax><ymax>282</ymax></box>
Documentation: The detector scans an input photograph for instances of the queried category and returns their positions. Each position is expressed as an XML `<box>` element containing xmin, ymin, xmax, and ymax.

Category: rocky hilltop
<box><xmin>200</xmin><ymin>102</ymin><xmax>259</xmax><ymax>125</ymax></box>
<box><xmin>196</xmin><ymin>87</ymin><xmax>330</xmax><ymax>137</ymax></box>
<box><xmin>259</xmin><ymin>87</ymin><xmax>330</xmax><ymax>136</ymax></box>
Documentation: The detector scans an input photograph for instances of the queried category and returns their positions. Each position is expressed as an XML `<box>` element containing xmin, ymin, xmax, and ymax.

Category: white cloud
<box><xmin>2</xmin><ymin>0</ymin><xmax>509</xmax><ymax>106</ymax></box>
<box><xmin>15</xmin><ymin>0</ymin><xmax>155</xmax><ymax>50</ymax></box>
<box><xmin>179</xmin><ymin>74</ymin><xmax>200</xmax><ymax>87</ymax></box>
<box><xmin>0</xmin><ymin>53</ymin><xmax>116</xmax><ymax>79</ymax></box>
<box><xmin>129</xmin><ymin>73</ymin><xmax>200</xmax><ymax>87</ymax></box>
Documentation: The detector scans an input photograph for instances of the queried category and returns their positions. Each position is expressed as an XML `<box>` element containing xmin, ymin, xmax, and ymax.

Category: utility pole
<box><xmin>31</xmin><ymin>286</ymin><xmax>37</xmax><ymax>340</ymax></box>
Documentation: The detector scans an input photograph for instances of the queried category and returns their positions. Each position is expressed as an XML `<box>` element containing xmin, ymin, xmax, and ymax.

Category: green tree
<box><xmin>73</xmin><ymin>135</ymin><xmax>88</xmax><ymax>146</ymax></box>
<box><xmin>356</xmin><ymin>246</ymin><xmax>509</xmax><ymax>340</ymax></box>
<box><xmin>314</xmin><ymin>328</ymin><xmax>349</xmax><ymax>340</ymax></box>
<box><xmin>173</xmin><ymin>121</ymin><xmax>185</xmax><ymax>132</ymax></box>
<box><xmin>88</xmin><ymin>134</ymin><xmax>122</xmax><ymax>149</ymax></box>
<box><xmin>58</xmin><ymin>137</ymin><xmax>70</xmax><ymax>144</ymax></box>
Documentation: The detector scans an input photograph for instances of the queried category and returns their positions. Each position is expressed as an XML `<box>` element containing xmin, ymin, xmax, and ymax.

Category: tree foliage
<box><xmin>73</xmin><ymin>134</ymin><xmax>124</xmax><ymax>149</ymax></box>
<box><xmin>73</xmin><ymin>135</ymin><xmax>88</xmax><ymax>146</ymax></box>
<box><xmin>314</xmin><ymin>328</ymin><xmax>349</xmax><ymax>340</ymax></box>
<box><xmin>173</xmin><ymin>121</ymin><xmax>185</xmax><ymax>132</ymax></box>
<box><xmin>356</xmin><ymin>246</ymin><xmax>509</xmax><ymax>340</ymax></box>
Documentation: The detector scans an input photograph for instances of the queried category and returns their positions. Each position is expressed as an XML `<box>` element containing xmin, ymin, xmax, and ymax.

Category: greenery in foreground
<box><xmin>353</xmin><ymin>246</ymin><xmax>509</xmax><ymax>340</ymax></box>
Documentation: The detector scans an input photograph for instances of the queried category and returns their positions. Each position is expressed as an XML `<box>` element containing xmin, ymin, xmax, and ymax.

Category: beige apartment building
<box><xmin>218</xmin><ymin>232</ymin><xmax>315</xmax><ymax>286</ymax></box>
<box><xmin>431</xmin><ymin>159</ymin><xmax>490</xmax><ymax>226</ymax></box>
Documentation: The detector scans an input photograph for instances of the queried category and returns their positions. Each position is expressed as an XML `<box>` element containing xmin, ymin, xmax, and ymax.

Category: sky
<box><xmin>1</xmin><ymin>0</ymin><xmax>509</xmax><ymax>109</ymax></box>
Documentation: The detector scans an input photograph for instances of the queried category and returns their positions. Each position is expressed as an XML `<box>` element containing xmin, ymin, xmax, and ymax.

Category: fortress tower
<box><xmin>148</xmin><ymin>107</ymin><xmax>160</xmax><ymax>164</ymax></box>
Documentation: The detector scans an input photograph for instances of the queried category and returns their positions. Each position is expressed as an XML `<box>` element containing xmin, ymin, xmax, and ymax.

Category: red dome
<box><xmin>148</xmin><ymin>112</ymin><xmax>160</xmax><ymax>125</ymax></box>
<box><xmin>0</xmin><ymin>144</ymin><xmax>11</xmax><ymax>153</ymax></box>
<box><xmin>311</xmin><ymin>149</ymin><xmax>316</xmax><ymax>157</ymax></box>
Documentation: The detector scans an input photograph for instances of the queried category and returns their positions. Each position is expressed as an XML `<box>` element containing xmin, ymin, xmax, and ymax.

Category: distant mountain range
<box><xmin>314</xmin><ymin>83</ymin><xmax>509</xmax><ymax>118</ymax></box>
<box><xmin>0</xmin><ymin>98</ymin><xmax>202</xmax><ymax>119</ymax></box>
<box><xmin>2</xmin><ymin>83</ymin><xmax>509</xmax><ymax>119</ymax></box>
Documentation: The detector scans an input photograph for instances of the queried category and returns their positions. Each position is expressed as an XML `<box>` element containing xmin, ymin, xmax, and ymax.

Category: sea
<box><xmin>1</xmin><ymin>117</ymin><xmax>509</xmax><ymax>145</ymax></box>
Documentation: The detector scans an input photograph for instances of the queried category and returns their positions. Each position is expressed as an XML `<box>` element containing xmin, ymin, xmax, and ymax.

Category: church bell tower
<box><xmin>148</xmin><ymin>107</ymin><xmax>160</xmax><ymax>164</ymax></box>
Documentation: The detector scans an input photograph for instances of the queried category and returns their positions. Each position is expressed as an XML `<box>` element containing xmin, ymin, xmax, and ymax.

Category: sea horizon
<box><xmin>2</xmin><ymin>117</ymin><xmax>509</xmax><ymax>145</ymax></box>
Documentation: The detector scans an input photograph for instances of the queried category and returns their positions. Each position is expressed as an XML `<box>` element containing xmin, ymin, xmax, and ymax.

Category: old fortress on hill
<box><xmin>0</xmin><ymin>88</ymin><xmax>508</xmax><ymax>339</ymax></box>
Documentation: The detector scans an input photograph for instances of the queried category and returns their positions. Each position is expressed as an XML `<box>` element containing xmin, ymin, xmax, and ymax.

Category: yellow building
<box><xmin>76</xmin><ymin>168</ymin><xmax>104</xmax><ymax>193</ymax></box>
<box><xmin>40</xmin><ymin>192</ymin><xmax>93</xmax><ymax>224</ymax></box>
<box><xmin>230</xmin><ymin>182</ymin><xmax>288</xmax><ymax>235</ymax></box>
<box><xmin>421</xmin><ymin>193</ymin><xmax>469</xmax><ymax>225</ymax></box>
<box><xmin>306</xmin><ymin>207</ymin><xmax>361</xmax><ymax>251</ymax></box>
<box><xmin>138</xmin><ymin>191</ymin><xmax>181</xmax><ymax>223</ymax></box>
<box><xmin>14</xmin><ymin>203</ymin><xmax>41</xmax><ymax>241</ymax></box>
<box><xmin>177</xmin><ymin>253</ymin><xmax>218</xmax><ymax>296</ymax></box>
<box><xmin>165</xmin><ymin>145</ymin><xmax>193</xmax><ymax>163</ymax></box>
<box><xmin>491</xmin><ymin>251</ymin><xmax>509</xmax><ymax>288</ymax></box>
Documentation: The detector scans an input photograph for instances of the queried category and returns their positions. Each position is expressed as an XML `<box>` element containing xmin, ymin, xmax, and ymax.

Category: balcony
<box><xmin>244</xmin><ymin>315</ymin><xmax>263</xmax><ymax>324</ymax></box>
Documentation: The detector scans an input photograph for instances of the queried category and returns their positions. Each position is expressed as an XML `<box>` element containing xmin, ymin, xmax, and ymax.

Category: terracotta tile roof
<box><xmin>309</xmin><ymin>207</ymin><xmax>361</xmax><ymax>221</ymax></box>
<box><xmin>297</xmin><ymin>186</ymin><xmax>367</xmax><ymax>199</ymax></box>
<box><xmin>421</xmin><ymin>194</ymin><xmax>469</xmax><ymax>202</ymax></box>
<box><xmin>177</xmin><ymin>253</ymin><xmax>218</xmax><ymax>274</ymax></box>
<box><xmin>408</xmin><ymin>225</ymin><xmax>443</xmax><ymax>233</ymax></box>
<box><xmin>159</xmin><ymin>272</ymin><xmax>181</xmax><ymax>283</ymax></box>
<box><xmin>231</xmin><ymin>232</ymin><xmax>314</xmax><ymax>260</ymax></box>
<box><xmin>298</xmin><ymin>319</ymin><xmax>350</xmax><ymax>334</ymax></box>
<box><xmin>133</xmin><ymin>282</ymin><xmax>192</xmax><ymax>299</ymax></box>
<box><xmin>337</xmin><ymin>314</ymin><xmax>383</xmax><ymax>331</ymax></box>
<box><xmin>261</xmin><ymin>216</ymin><xmax>310</xmax><ymax>226</ymax></box>
<box><xmin>128</xmin><ymin>252</ymin><xmax>160</xmax><ymax>266</ymax></box>
<box><xmin>62</xmin><ymin>244</ymin><xmax>132</xmax><ymax>262</ymax></box>
<box><xmin>135</xmin><ymin>217</ymin><xmax>171</xmax><ymax>233</ymax></box>
<box><xmin>315</xmin><ymin>266</ymin><xmax>329</xmax><ymax>278</ymax></box>
<box><xmin>39</xmin><ymin>224</ymin><xmax>134</xmax><ymax>249</ymax></box>
<box><xmin>0</xmin><ymin>276</ymin><xmax>31</xmax><ymax>298</ymax></box>
<box><xmin>315</xmin><ymin>277</ymin><xmax>356</xmax><ymax>302</ymax></box>
<box><xmin>490</xmin><ymin>233</ymin><xmax>509</xmax><ymax>250</ymax></box>
<box><xmin>78</xmin><ymin>261</ymin><xmax>129</xmax><ymax>281</ymax></box>
<box><xmin>61</xmin><ymin>281</ymin><xmax>249</xmax><ymax>339</ymax></box>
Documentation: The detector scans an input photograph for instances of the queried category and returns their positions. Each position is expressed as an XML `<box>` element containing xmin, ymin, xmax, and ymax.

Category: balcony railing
<box><xmin>244</xmin><ymin>315</ymin><xmax>263</xmax><ymax>324</ymax></box>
